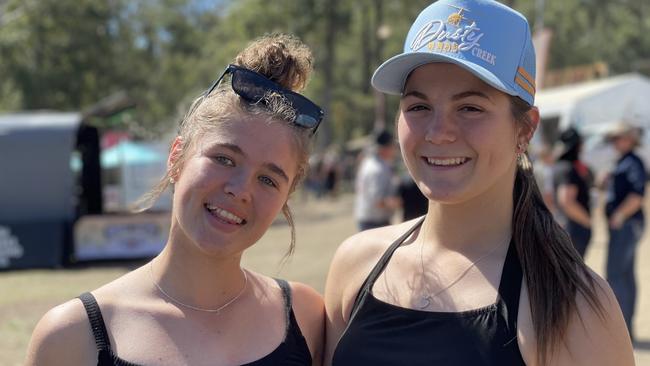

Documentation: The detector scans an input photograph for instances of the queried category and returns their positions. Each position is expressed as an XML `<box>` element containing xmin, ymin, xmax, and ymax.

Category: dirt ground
<box><xmin>1</xmin><ymin>192</ymin><xmax>648</xmax><ymax>365</ymax></box>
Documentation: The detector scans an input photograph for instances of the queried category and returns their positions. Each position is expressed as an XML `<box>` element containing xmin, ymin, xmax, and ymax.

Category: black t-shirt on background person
<box><xmin>553</xmin><ymin>160</ymin><xmax>592</xmax><ymax>227</ymax></box>
<box><xmin>397</xmin><ymin>177</ymin><xmax>428</xmax><ymax>221</ymax></box>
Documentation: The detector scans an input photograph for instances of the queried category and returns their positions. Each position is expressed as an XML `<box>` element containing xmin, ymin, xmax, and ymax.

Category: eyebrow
<box><xmin>401</xmin><ymin>90</ymin><xmax>428</xmax><ymax>100</ymax></box>
<box><xmin>216</xmin><ymin>143</ymin><xmax>290</xmax><ymax>183</ymax></box>
<box><xmin>401</xmin><ymin>90</ymin><xmax>493</xmax><ymax>102</ymax></box>
<box><xmin>451</xmin><ymin>90</ymin><xmax>492</xmax><ymax>102</ymax></box>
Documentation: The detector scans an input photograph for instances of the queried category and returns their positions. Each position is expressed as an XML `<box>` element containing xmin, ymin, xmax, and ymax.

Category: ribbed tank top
<box><xmin>332</xmin><ymin>218</ymin><xmax>526</xmax><ymax>365</ymax></box>
<box><xmin>78</xmin><ymin>278</ymin><xmax>312</xmax><ymax>366</ymax></box>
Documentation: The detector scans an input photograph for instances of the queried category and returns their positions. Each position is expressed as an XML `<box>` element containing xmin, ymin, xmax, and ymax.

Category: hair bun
<box><xmin>234</xmin><ymin>33</ymin><xmax>313</xmax><ymax>92</ymax></box>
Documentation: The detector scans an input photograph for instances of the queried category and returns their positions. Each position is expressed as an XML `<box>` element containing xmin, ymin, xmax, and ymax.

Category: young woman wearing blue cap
<box><xmin>26</xmin><ymin>34</ymin><xmax>324</xmax><ymax>366</ymax></box>
<box><xmin>325</xmin><ymin>1</ymin><xmax>634</xmax><ymax>365</ymax></box>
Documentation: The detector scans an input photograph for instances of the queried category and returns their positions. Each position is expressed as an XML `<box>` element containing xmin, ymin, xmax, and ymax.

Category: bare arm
<box><xmin>290</xmin><ymin>282</ymin><xmax>325</xmax><ymax>366</ymax></box>
<box><xmin>25</xmin><ymin>299</ymin><xmax>97</xmax><ymax>366</ymax></box>
<box><xmin>556</xmin><ymin>184</ymin><xmax>591</xmax><ymax>227</ymax></box>
<box><xmin>539</xmin><ymin>274</ymin><xmax>634</xmax><ymax>366</ymax></box>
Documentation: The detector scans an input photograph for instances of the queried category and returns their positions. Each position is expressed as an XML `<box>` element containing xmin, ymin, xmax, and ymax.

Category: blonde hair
<box><xmin>134</xmin><ymin>33</ymin><xmax>316</xmax><ymax>256</ymax></box>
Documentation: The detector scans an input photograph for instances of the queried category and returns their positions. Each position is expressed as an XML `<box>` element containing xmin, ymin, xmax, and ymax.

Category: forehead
<box><xmin>197</xmin><ymin>117</ymin><xmax>298</xmax><ymax>163</ymax></box>
<box><xmin>404</xmin><ymin>63</ymin><xmax>497</xmax><ymax>95</ymax></box>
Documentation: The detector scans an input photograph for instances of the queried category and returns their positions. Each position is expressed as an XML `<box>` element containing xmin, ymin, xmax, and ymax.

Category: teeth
<box><xmin>426</xmin><ymin>157</ymin><xmax>467</xmax><ymax>166</ymax></box>
<box><xmin>205</xmin><ymin>204</ymin><xmax>244</xmax><ymax>224</ymax></box>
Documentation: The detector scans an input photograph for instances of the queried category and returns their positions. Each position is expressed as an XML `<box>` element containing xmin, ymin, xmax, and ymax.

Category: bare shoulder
<box><xmin>327</xmin><ymin>220</ymin><xmax>419</xmax><ymax>299</ymax></box>
<box><xmin>556</xmin><ymin>269</ymin><xmax>635</xmax><ymax>365</ymax></box>
<box><xmin>25</xmin><ymin>297</ymin><xmax>96</xmax><ymax>365</ymax></box>
<box><xmin>520</xmin><ymin>269</ymin><xmax>635</xmax><ymax>366</ymax></box>
<box><xmin>289</xmin><ymin>281</ymin><xmax>325</xmax><ymax>366</ymax></box>
<box><xmin>25</xmin><ymin>267</ymin><xmax>148</xmax><ymax>366</ymax></box>
<box><xmin>323</xmin><ymin>220</ymin><xmax>420</xmax><ymax>366</ymax></box>
<box><xmin>562</xmin><ymin>271</ymin><xmax>634</xmax><ymax>366</ymax></box>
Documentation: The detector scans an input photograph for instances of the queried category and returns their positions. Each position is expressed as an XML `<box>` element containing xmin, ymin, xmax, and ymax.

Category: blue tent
<box><xmin>101</xmin><ymin>140</ymin><xmax>164</xmax><ymax>168</ymax></box>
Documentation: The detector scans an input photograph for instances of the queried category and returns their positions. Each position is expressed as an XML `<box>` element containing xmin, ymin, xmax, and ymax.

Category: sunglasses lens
<box><xmin>295</xmin><ymin>114</ymin><xmax>318</xmax><ymax>128</ymax></box>
<box><xmin>231</xmin><ymin>68</ymin><xmax>323</xmax><ymax>130</ymax></box>
<box><xmin>232</xmin><ymin>71</ymin><xmax>266</xmax><ymax>102</ymax></box>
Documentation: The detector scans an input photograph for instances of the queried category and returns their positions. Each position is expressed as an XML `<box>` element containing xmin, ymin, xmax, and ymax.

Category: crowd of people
<box><xmin>25</xmin><ymin>0</ymin><xmax>643</xmax><ymax>365</ymax></box>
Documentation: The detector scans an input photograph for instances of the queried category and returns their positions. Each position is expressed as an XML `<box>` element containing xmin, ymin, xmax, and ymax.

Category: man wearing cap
<box><xmin>604</xmin><ymin>121</ymin><xmax>646</xmax><ymax>340</ymax></box>
<box><xmin>354</xmin><ymin>130</ymin><xmax>399</xmax><ymax>231</ymax></box>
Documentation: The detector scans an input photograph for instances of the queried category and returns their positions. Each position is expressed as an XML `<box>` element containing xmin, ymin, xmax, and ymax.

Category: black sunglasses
<box><xmin>204</xmin><ymin>64</ymin><xmax>324</xmax><ymax>134</ymax></box>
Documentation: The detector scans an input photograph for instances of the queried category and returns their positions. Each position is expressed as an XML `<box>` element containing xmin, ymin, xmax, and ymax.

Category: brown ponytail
<box><xmin>510</xmin><ymin>97</ymin><xmax>604</xmax><ymax>365</ymax></box>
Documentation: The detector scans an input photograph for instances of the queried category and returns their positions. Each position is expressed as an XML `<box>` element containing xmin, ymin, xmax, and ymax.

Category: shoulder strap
<box><xmin>348</xmin><ymin>217</ymin><xmax>425</xmax><ymax>323</ymax></box>
<box><xmin>274</xmin><ymin>278</ymin><xmax>292</xmax><ymax>335</ymax></box>
<box><xmin>78</xmin><ymin>292</ymin><xmax>112</xmax><ymax>353</ymax></box>
<box><xmin>496</xmin><ymin>240</ymin><xmax>523</xmax><ymax>335</ymax></box>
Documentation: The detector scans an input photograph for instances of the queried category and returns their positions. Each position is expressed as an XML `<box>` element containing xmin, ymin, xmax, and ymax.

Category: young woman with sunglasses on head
<box><xmin>26</xmin><ymin>34</ymin><xmax>324</xmax><ymax>366</ymax></box>
<box><xmin>324</xmin><ymin>1</ymin><xmax>634</xmax><ymax>365</ymax></box>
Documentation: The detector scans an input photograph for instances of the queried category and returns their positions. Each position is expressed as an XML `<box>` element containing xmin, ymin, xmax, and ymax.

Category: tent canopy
<box><xmin>102</xmin><ymin>140</ymin><xmax>164</xmax><ymax>168</ymax></box>
<box><xmin>535</xmin><ymin>73</ymin><xmax>650</xmax><ymax>131</ymax></box>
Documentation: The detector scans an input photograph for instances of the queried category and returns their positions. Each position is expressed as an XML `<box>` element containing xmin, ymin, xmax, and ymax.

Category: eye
<box><xmin>459</xmin><ymin>105</ymin><xmax>483</xmax><ymax>113</ymax></box>
<box><xmin>213</xmin><ymin>155</ymin><xmax>235</xmax><ymax>166</ymax></box>
<box><xmin>405</xmin><ymin>104</ymin><xmax>430</xmax><ymax>112</ymax></box>
<box><xmin>258</xmin><ymin>175</ymin><xmax>277</xmax><ymax>188</ymax></box>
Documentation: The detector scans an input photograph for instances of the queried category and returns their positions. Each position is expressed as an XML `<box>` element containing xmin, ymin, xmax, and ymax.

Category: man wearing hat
<box><xmin>604</xmin><ymin>120</ymin><xmax>646</xmax><ymax>340</ymax></box>
<box><xmin>552</xmin><ymin>127</ymin><xmax>593</xmax><ymax>257</ymax></box>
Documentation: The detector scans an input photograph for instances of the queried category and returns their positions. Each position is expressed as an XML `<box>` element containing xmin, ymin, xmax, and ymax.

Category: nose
<box><xmin>223</xmin><ymin>170</ymin><xmax>253</xmax><ymax>203</ymax></box>
<box><xmin>424</xmin><ymin>112</ymin><xmax>456</xmax><ymax>145</ymax></box>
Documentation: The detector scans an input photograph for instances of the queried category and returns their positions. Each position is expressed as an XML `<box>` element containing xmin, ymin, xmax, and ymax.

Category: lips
<box><xmin>204</xmin><ymin>204</ymin><xmax>247</xmax><ymax>225</ymax></box>
<box><xmin>424</xmin><ymin>157</ymin><xmax>470</xmax><ymax>167</ymax></box>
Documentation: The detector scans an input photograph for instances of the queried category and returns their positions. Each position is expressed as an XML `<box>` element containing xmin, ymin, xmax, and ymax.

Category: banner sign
<box><xmin>0</xmin><ymin>221</ymin><xmax>66</xmax><ymax>269</ymax></box>
<box><xmin>0</xmin><ymin>225</ymin><xmax>24</xmax><ymax>268</ymax></box>
<box><xmin>74</xmin><ymin>213</ymin><xmax>170</xmax><ymax>261</ymax></box>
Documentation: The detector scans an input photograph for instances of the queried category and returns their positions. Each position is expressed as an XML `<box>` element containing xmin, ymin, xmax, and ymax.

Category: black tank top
<box><xmin>78</xmin><ymin>279</ymin><xmax>312</xmax><ymax>366</ymax></box>
<box><xmin>332</xmin><ymin>218</ymin><xmax>526</xmax><ymax>365</ymax></box>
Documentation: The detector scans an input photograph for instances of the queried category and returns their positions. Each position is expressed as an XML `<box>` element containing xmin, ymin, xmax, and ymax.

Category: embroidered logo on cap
<box><xmin>409</xmin><ymin>5</ymin><xmax>497</xmax><ymax>66</ymax></box>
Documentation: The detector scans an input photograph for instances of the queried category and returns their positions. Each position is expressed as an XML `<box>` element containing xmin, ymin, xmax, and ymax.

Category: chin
<box><xmin>418</xmin><ymin>182</ymin><xmax>472</xmax><ymax>205</ymax></box>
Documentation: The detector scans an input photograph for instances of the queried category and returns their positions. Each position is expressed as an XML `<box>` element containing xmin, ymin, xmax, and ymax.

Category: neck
<box><xmin>421</xmin><ymin>171</ymin><xmax>515</xmax><ymax>253</ymax></box>
<box><xmin>150</xmin><ymin>224</ymin><xmax>247</xmax><ymax>309</ymax></box>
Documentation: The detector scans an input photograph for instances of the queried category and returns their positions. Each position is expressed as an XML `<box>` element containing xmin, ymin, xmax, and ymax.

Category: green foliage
<box><xmin>1</xmin><ymin>0</ymin><xmax>649</xmax><ymax>142</ymax></box>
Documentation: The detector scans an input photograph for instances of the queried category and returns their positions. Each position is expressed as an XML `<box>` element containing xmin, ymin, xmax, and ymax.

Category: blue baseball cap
<box><xmin>372</xmin><ymin>0</ymin><xmax>536</xmax><ymax>105</ymax></box>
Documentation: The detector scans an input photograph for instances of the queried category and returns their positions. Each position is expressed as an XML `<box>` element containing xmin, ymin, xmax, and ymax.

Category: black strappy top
<box><xmin>78</xmin><ymin>279</ymin><xmax>312</xmax><ymax>366</ymax></box>
<box><xmin>332</xmin><ymin>218</ymin><xmax>526</xmax><ymax>365</ymax></box>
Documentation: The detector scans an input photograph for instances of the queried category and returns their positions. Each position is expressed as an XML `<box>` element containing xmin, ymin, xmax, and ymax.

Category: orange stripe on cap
<box><xmin>517</xmin><ymin>67</ymin><xmax>536</xmax><ymax>89</ymax></box>
<box><xmin>515</xmin><ymin>76</ymin><xmax>535</xmax><ymax>97</ymax></box>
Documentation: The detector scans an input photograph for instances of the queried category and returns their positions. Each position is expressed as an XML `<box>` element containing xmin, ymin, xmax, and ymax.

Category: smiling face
<box><xmin>169</xmin><ymin>116</ymin><xmax>298</xmax><ymax>258</ymax></box>
<box><xmin>397</xmin><ymin>63</ymin><xmax>525</xmax><ymax>204</ymax></box>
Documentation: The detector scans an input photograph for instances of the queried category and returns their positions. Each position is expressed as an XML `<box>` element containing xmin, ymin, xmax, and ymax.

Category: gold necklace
<box><xmin>417</xmin><ymin>235</ymin><xmax>510</xmax><ymax>310</ymax></box>
<box><xmin>150</xmin><ymin>261</ymin><xmax>248</xmax><ymax>313</ymax></box>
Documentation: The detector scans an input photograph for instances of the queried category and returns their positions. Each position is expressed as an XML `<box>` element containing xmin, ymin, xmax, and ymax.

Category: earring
<box><xmin>517</xmin><ymin>142</ymin><xmax>527</xmax><ymax>154</ymax></box>
<box><xmin>169</xmin><ymin>177</ymin><xmax>175</xmax><ymax>184</ymax></box>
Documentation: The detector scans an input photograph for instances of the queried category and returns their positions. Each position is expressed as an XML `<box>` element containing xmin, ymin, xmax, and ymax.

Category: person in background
<box><xmin>26</xmin><ymin>34</ymin><xmax>324</xmax><ymax>366</ymax></box>
<box><xmin>604</xmin><ymin>121</ymin><xmax>646</xmax><ymax>341</ymax></box>
<box><xmin>397</xmin><ymin>174</ymin><xmax>428</xmax><ymax>221</ymax></box>
<box><xmin>354</xmin><ymin>130</ymin><xmax>400</xmax><ymax>231</ymax></box>
<box><xmin>552</xmin><ymin>127</ymin><xmax>593</xmax><ymax>258</ymax></box>
<box><xmin>325</xmin><ymin>0</ymin><xmax>634</xmax><ymax>365</ymax></box>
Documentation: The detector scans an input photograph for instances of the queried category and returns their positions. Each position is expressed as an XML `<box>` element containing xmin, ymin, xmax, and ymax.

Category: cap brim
<box><xmin>372</xmin><ymin>52</ymin><xmax>516</xmax><ymax>98</ymax></box>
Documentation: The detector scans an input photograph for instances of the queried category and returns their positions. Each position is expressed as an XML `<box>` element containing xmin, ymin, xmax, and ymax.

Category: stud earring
<box><xmin>517</xmin><ymin>142</ymin><xmax>527</xmax><ymax>153</ymax></box>
<box><xmin>169</xmin><ymin>177</ymin><xmax>175</xmax><ymax>184</ymax></box>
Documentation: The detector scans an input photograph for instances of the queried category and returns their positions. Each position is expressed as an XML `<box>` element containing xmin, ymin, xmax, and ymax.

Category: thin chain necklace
<box><xmin>417</xmin><ymin>233</ymin><xmax>510</xmax><ymax>310</ymax></box>
<box><xmin>150</xmin><ymin>261</ymin><xmax>248</xmax><ymax>313</ymax></box>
